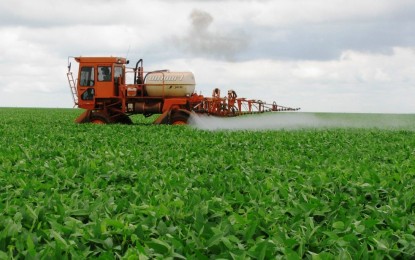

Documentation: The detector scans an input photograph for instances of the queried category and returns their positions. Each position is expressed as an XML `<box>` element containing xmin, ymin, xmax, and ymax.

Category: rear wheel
<box><xmin>171</xmin><ymin>112</ymin><xmax>189</xmax><ymax>125</ymax></box>
<box><xmin>114</xmin><ymin>114</ymin><xmax>133</xmax><ymax>124</ymax></box>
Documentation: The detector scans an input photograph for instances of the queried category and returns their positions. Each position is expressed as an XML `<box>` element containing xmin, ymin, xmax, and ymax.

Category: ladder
<box><xmin>67</xmin><ymin>72</ymin><xmax>78</xmax><ymax>107</ymax></box>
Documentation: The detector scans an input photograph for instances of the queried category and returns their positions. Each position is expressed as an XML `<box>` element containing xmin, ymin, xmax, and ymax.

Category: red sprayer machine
<box><xmin>67</xmin><ymin>56</ymin><xmax>299</xmax><ymax>124</ymax></box>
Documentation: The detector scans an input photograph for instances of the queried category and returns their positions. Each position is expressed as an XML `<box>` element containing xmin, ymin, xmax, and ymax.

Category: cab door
<box><xmin>114</xmin><ymin>66</ymin><xmax>123</xmax><ymax>96</ymax></box>
<box><xmin>95</xmin><ymin>65</ymin><xmax>114</xmax><ymax>98</ymax></box>
<box><xmin>78</xmin><ymin>66</ymin><xmax>95</xmax><ymax>109</ymax></box>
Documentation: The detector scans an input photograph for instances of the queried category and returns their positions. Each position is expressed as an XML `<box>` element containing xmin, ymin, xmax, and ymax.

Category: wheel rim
<box><xmin>91</xmin><ymin>119</ymin><xmax>106</xmax><ymax>124</ymax></box>
<box><xmin>172</xmin><ymin>120</ymin><xmax>187</xmax><ymax>125</ymax></box>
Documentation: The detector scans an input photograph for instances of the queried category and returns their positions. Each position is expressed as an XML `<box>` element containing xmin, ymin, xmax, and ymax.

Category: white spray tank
<box><xmin>144</xmin><ymin>71</ymin><xmax>196</xmax><ymax>97</ymax></box>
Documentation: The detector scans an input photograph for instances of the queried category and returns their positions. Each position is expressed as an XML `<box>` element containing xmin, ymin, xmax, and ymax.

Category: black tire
<box><xmin>114</xmin><ymin>114</ymin><xmax>133</xmax><ymax>124</ymax></box>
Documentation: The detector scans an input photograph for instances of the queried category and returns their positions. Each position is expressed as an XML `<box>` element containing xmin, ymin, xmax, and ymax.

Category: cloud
<box><xmin>183</xmin><ymin>0</ymin><xmax>415</xmax><ymax>60</ymax></box>
<box><xmin>172</xmin><ymin>9</ymin><xmax>250</xmax><ymax>60</ymax></box>
<box><xmin>241</xmin><ymin>17</ymin><xmax>415</xmax><ymax>61</ymax></box>
<box><xmin>158</xmin><ymin>47</ymin><xmax>415</xmax><ymax>113</ymax></box>
<box><xmin>0</xmin><ymin>0</ymin><xmax>414</xmax><ymax>113</ymax></box>
<box><xmin>249</xmin><ymin>0</ymin><xmax>415</xmax><ymax>27</ymax></box>
<box><xmin>0</xmin><ymin>0</ymin><xmax>133</xmax><ymax>27</ymax></box>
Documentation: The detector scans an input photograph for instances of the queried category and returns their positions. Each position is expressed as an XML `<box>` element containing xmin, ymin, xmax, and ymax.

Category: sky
<box><xmin>1</xmin><ymin>0</ymin><xmax>415</xmax><ymax>113</ymax></box>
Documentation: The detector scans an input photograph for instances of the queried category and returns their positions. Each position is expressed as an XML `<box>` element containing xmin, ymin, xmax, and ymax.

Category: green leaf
<box><xmin>207</xmin><ymin>233</ymin><xmax>223</xmax><ymax>248</ymax></box>
<box><xmin>25</xmin><ymin>204</ymin><xmax>38</xmax><ymax>221</ymax></box>
<box><xmin>221</xmin><ymin>236</ymin><xmax>233</xmax><ymax>249</ymax></box>
<box><xmin>26</xmin><ymin>234</ymin><xmax>36</xmax><ymax>256</ymax></box>
<box><xmin>103</xmin><ymin>237</ymin><xmax>113</xmax><ymax>250</ymax></box>
<box><xmin>332</xmin><ymin>221</ymin><xmax>345</xmax><ymax>230</ymax></box>
<box><xmin>147</xmin><ymin>238</ymin><xmax>170</xmax><ymax>255</ymax></box>
<box><xmin>0</xmin><ymin>251</ymin><xmax>9</xmax><ymax>260</ymax></box>
<box><xmin>50</xmin><ymin>230</ymin><xmax>69</xmax><ymax>249</ymax></box>
<box><xmin>245</xmin><ymin>221</ymin><xmax>257</xmax><ymax>241</ymax></box>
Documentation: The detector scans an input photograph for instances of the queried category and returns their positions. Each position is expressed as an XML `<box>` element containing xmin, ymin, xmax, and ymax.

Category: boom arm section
<box><xmin>188</xmin><ymin>88</ymin><xmax>300</xmax><ymax>117</ymax></box>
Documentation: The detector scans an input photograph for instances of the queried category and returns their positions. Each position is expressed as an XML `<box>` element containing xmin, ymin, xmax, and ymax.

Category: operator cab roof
<box><xmin>75</xmin><ymin>57</ymin><xmax>128</xmax><ymax>64</ymax></box>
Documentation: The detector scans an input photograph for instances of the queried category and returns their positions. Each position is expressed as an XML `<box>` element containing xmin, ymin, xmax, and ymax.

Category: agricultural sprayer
<box><xmin>67</xmin><ymin>56</ymin><xmax>299</xmax><ymax>124</ymax></box>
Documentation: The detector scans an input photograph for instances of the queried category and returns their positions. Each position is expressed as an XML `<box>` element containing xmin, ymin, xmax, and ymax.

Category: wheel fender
<box><xmin>75</xmin><ymin>110</ymin><xmax>92</xmax><ymax>123</ymax></box>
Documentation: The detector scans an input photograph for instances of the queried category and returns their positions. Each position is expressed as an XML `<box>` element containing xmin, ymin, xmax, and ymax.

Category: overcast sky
<box><xmin>1</xmin><ymin>0</ymin><xmax>414</xmax><ymax>113</ymax></box>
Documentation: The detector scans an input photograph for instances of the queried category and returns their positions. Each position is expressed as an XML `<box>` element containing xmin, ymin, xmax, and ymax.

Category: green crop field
<box><xmin>1</xmin><ymin>108</ymin><xmax>415</xmax><ymax>259</ymax></box>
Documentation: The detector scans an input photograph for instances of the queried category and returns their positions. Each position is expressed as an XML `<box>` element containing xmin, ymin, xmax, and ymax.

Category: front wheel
<box><xmin>89</xmin><ymin>113</ymin><xmax>110</xmax><ymax>124</ymax></box>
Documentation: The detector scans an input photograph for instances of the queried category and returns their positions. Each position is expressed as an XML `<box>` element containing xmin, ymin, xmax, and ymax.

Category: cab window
<box><xmin>114</xmin><ymin>66</ymin><xmax>122</xmax><ymax>82</ymax></box>
<box><xmin>81</xmin><ymin>88</ymin><xmax>94</xmax><ymax>100</ymax></box>
<box><xmin>80</xmin><ymin>67</ymin><xmax>95</xmax><ymax>86</ymax></box>
<box><xmin>98</xmin><ymin>66</ymin><xmax>112</xmax><ymax>81</ymax></box>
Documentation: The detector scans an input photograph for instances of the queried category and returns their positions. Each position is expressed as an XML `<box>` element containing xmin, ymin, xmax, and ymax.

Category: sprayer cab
<box><xmin>66</xmin><ymin>56</ymin><xmax>299</xmax><ymax>124</ymax></box>
<box><xmin>73</xmin><ymin>57</ymin><xmax>129</xmax><ymax>110</ymax></box>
